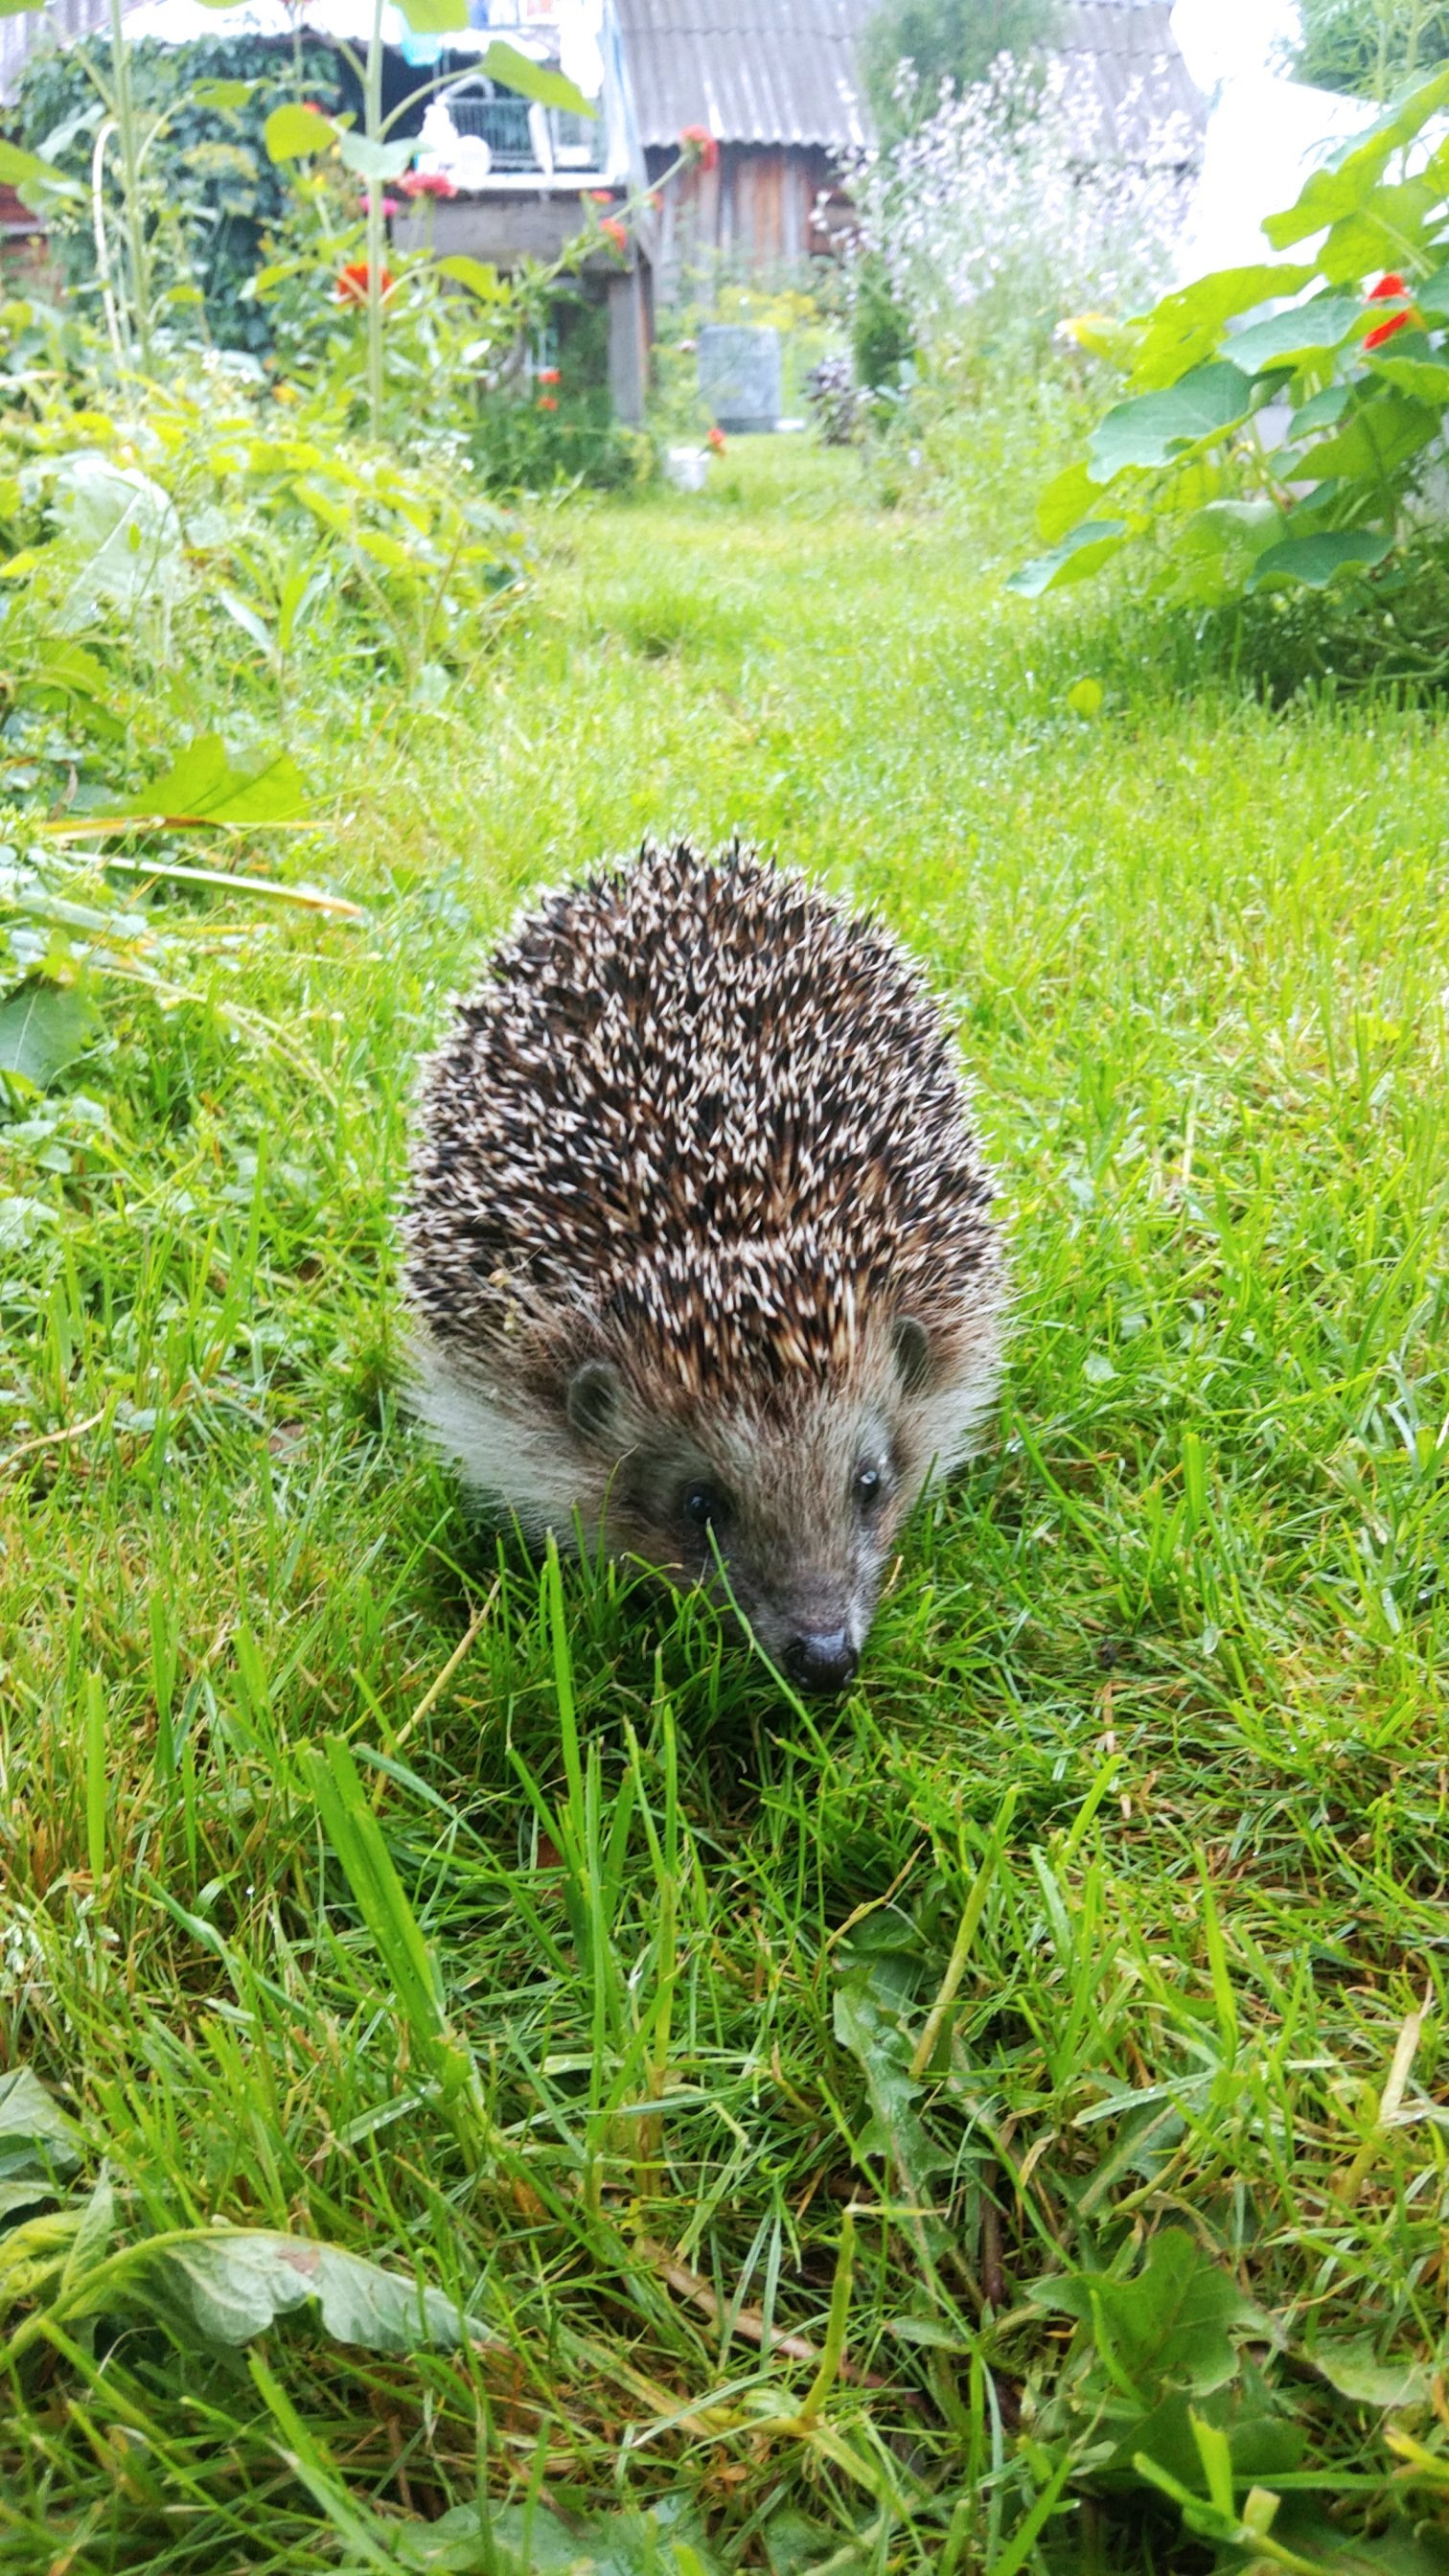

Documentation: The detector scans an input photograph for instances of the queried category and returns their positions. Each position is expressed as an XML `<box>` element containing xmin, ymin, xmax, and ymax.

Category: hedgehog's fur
<box><xmin>403</xmin><ymin>839</ymin><xmax>1006</xmax><ymax>1685</ymax></box>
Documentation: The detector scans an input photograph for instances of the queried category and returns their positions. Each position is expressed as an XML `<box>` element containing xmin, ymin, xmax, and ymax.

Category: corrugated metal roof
<box><xmin>618</xmin><ymin>0</ymin><xmax>1204</xmax><ymax>154</ymax></box>
<box><xmin>618</xmin><ymin>0</ymin><xmax>876</xmax><ymax>150</ymax></box>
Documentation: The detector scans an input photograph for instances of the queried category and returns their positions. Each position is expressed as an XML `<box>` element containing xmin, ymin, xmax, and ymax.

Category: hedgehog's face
<box><xmin>565</xmin><ymin>1320</ymin><xmax>950</xmax><ymax>1690</ymax></box>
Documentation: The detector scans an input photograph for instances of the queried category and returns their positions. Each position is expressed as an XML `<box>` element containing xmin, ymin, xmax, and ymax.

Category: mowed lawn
<box><xmin>3</xmin><ymin>436</ymin><xmax>1449</xmax><ymax>2573</ymax></box>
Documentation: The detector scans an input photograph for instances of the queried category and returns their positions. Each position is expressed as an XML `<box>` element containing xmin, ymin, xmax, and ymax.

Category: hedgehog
<box><xmin>402</xmin><ymin>839</ymin><xmax>1006</xmax><ymax>1691</ymax></box>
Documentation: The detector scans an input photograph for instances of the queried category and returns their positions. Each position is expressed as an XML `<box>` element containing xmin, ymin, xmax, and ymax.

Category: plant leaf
<box><xmin>1006</xmin><ymin>519</ymin><xmax>1127</xmax><ymax>597</ymax></box>
<box><xmin>0</xmin><ymin>2067</ymin><xmax>82</xmax><ymax>2176</ymax></box>
<box><xmin>263</xmin><ymin>104</ymin><xmax>335</xmax><ymax>163</ymax></box>
<box><xmin>93</xmin><ymin>2229</ymin><xmax>489</xmax><ymax>2353</ymax></box>
<box><xmin>1043</xmin><ymin>2229</ymin><xmax>1260</xmax><ymax>2399</ymax></box>
<box><xmin>395</xmin><ymin>0</ymin><xmax>470</xmax><ymax>29</ymax></box>
<box><xmin>1089</xmin><ymin>364</ymin><xmax>1252</xmax><ymax>480</ymax></box>
<box><xmin>435</xmin><ymin>255</ymin><xmax>505</xmax><ymax>303</ymax></box>
<box><xmin>1297</xmin><ymin>392</ymin><xmax>1440</xmax><ymax>482</ymax></box>
<box><xmin>0</xmin><ymin>981</ymin><xmax>98</xmax><ymax>1088</ymax></box>
<box><xmin>1310</xmin><ymin>2337</ymin><xmax>1431</xmax><ymax>2408</ymax></box>
<box><xmin>0</xmin><ymin>139</ymin><xmax>81</xmax><ymax>200</ymax></box>
<box><xmin>1226</xmin><ymin>294</ymin><xmax>1365</xmax><ymax>374</ymax></box>
<box><xmin>335</xmin><ymin>132</ymin><xmax>415</xmax><ymax>184</ymax></box>
<box><xmin>380</xmin><ymin>2489</ymin><xmax>724</xmax><ymax>2572</ymax></box>
<box><xmin>1129</xmin><ymin>264</ymin><xmax>1315</xmax><ymax>392</ymax></box>
<box><xmin>477</xmin><ymin>39</ymin><xmax>596</xmax><ymax>117</ymax></box>
<box><xmin>105</xmin><ymin>735</ymin><xmax>310</xmax><ymax>826</ymax></box>
<box><xmin>1263</xmin><ymin>66</ymin><xmax>1449</xmax><ymax>247</ymax></box>
<box><xmin>49</xmin><ymin>453</ymin><xmax>187</xmax><ymax>629</ymax></box>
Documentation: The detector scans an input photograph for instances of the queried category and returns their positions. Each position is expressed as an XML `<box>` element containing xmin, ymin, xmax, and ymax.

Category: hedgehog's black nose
<box><xmin>783</xmin><ymin>1630</ymin><xmax>860</xmax><ymax>1693</ymax></box>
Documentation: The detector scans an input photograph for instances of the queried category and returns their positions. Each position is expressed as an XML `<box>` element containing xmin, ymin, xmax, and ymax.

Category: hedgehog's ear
<box><xmin>566</xmin><ymin>1358</ymin><xmax>624</xmax><ymax>1448</ymax></box>
<box><xmin>892</xmin><ymin>1316</ymin><xmax>932</xmax><ymax>1393</ymax></box>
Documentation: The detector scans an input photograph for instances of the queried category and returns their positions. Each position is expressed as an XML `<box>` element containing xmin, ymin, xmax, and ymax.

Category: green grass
<box><xmin>3</xmin><ymin>433</ymin><xmax>1449</xmax><ymax>2573</ymax></box>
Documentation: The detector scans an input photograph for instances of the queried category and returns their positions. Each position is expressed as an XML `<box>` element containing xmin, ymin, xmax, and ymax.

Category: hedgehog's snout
<box><xmin>782</xmin><ymin>1628</ymin><xmax>860</xmax><ymax>1694</ymax></box>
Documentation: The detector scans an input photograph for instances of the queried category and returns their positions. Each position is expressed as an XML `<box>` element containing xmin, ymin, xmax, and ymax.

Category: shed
<box><xmin>618</xmin><ymin>0</ymin><xmax>1206</xmax><ymax>294</ymax></box>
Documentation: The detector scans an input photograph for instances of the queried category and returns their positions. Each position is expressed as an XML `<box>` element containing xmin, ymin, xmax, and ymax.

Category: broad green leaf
<box><xmin>1298</xmin><ymin>391</ymin><xmax>1440</xmax><ymax>481</ymax></box>
<box><xmin>1128</xmin><ymin>263</ymin><xmax>1315</xmax><ymax>391</ymax></box>
<box><xmin>832</xmin><ymin>1956</ymin><xmax>952</xmax><ymax>2201</ymax></box>
<box><xmin>434</xmin><ymin>255</ymin><xmax>505</xmax><ymax>303</ymax></box>
<box><xmin>1367</xmin><ymin>349</ymin><xmax>1449</xmax><ymax>402</ymax></box>
<box><xmin>336</xmin><ymin>132</ymin><xmax>414</xmax><ymax>183</ymax></box>
<box><xmin>1045</xmin><ymin>2229</ymin><xmax>1260</xmax><ymax>2398</ymax></box>
<box><xmin>1310</xmin><ymin>2337</ymin><xmax>1430</xmax><ymax>2407</ymax></box>
<box><xmin>1089</xmin><ymin>363</ymin><xmax>1251</xmax><ymax>480</ymax></box>
<box><xmin>1116</xmin><ymin>2375</ymin><xmax>1303</xmax><ymax>2493</ymax></box>
<box><xmin>1318</xmin><ymin>178</ymin><xmax>1440</xmax><ymax>285</ymax></box>
<box><xmin>0</xmin><ymin>981</ymin><xmax>98</xmax><ymax>1089</ymax></box>
<box><xmin>380</xmin><ymin>2490</ymin><xmax>724</xmax><ymax>2573</ymax></box>
<box><xmin>1416</xmin><ymin>261</ymin><xmax>1449</xmax><ymax>314</ymax></box>
<box><xmin>478</xmin><ymin>39</ymin><xmax>596</xmax><ymax>117</ymax></box>
<box><xmin>395</xmin><ymin>0</ymin><xmax>469</xmax><ymax>27</ymax></box>
<box><xmin>1169</xmin><ymin>499</ymin><xmax>1283</xmax><ymax>603</ymax></box>
<box><xmin>1246</xmin><ymin>525</ymin><xmax>1393</xmax><ymax>591</ymax></box>
<box><xmin>0</xmin><ymin>2067</ymin><xmax>82</xmax><ymax>2175</ymax></box>
<box><xmin>1006</xmin><ymin>519</ymin><xmax>1127</xmax><ymax>597</ymax></box>
<box><xmin>263</xmin><ymin>103</ymin><xmax>335</xmax><ymax>163</ymax></box>
<box><xmin>191</xmin><ymin>78</ymin><xmax>258</xmax><ymax>110</ymax></box>
<box><xmin>0</xmin><ymin>0</ymin><xmax>48</xmax><ymax>15</ymax></box>
<box><xmin>1291</xmin><ymin>381</ymin><xmax>1353</xmax><ymax>435</ymax></box>
<box><xmin>102</xmin><ymin>2229</ymin><xmax>487</xmax><ymax>2353</ymax></box>
<box><xmin>0</xmin><ymin>140</ymin><xmax>81</xmax><ymax>203</ymax></box>
<box><xmin>48</xmin><ymin>453</ymin><xmax>187</xmax><ymax>629</ymax></box>
<box><xmin>1226</xmin><ymin>293</ymin><xmax>1364</xmax><ymax>374</ymax></box>
<box><xmin>1034</xmin><ymin>458</ymin><xmax>1102</xmax><ymax>541</ymax></box>
<box><xmin>1066</xmin><ymin>677</ymin><xmax>1102</xmax><ymax>717</ymax></box>
<box><xmin>1264</xmin><ymin>66</ymin><xmax>1449</xmax><ymax>247</ymax></box>
<box><xmin>105</xmin><ymin>734</ymin><xmax>310</xmax><ymax>826</ymax></box>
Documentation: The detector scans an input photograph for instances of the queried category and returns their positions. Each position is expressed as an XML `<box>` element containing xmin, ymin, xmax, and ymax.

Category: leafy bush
<box><xmin>1287</xmin><ymin>0</ymin><xmax>1449</xmax><ymax>98</ymax></box>
<box><xmin>1010</xmin><ymin>67</ymin><xmax>1449</xmax><ymax>614</ymax></box>
<box><xmin>17</xmin><ymin>36</ymin><xmax>348</xmax><ymax>356</ymax></box>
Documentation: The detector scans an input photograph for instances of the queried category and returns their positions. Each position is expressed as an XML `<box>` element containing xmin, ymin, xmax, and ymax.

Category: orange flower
<box><xmin>705</xmin><ymin>424</ymin><xmax>725</xmax><ymax>452</ymax></box>
<box><xmin>537</xmin><ymin>366</ymin><xmax>561</xmax><ymax>384</ymax></box>
<box><xmin>335</xmin><ymin>260</ymin><xmax>392</xmax><ymax>304</ymax></box>
<box><xmin>601</xmin><ymin>217</ymin><xmax>628</xmax><ymax>254</ymax></box>
<box><xmin>1364</xmin><ymin>271</ymin><xmax>1418</xmax><ymax>350</ymax></box>
<box><xmin>538</xmin><ymin>394</ymin><xmax>559</xmax><ymax>410</ymax></box>
<box><xmin>679</xmin><ymin>123</ymin><xmax>719</xmax><ymax>173</ymax></box>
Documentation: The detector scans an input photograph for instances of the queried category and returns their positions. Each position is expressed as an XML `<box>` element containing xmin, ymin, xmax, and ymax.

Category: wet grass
<box><xmin>2</xmin><ymin>436</ymin><xmax>1449</xmax><ymax>2572</ymax></box>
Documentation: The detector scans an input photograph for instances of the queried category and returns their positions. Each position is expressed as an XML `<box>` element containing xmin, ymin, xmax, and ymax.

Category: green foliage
<box><xmin>851</xmin><ymin>252</ymin><xmax>914</xmax><ymax>391</ymax></box>
<box><xmin>17</xmin><ymin>36</ymin><xmax>348</xmax><ymax>356</ymax></box>
<box><xmin>1011</xmin><ymin>64</ymin><xmax>1449</xmax><ymax>636</ymax></box>
<box><xmin>860</xmin><ymin>0</ymin><xmax>1062</xmax><ymax>138</ymax></box>
<box><xmin>1288</xmin><ymin>0</ymin><xmax>1449</xmax><ymax>98</ymax></box>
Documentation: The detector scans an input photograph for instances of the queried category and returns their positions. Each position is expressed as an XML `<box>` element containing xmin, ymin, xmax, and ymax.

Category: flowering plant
<box><xmin>842</xmin><ymin>55</ymin><xmax>1195</xmax><ymax>387</ymax></box>
<box><xmin>678</xmin><ymin>124</ymin><xmax>720</xmax><ymax>175</ymax></box>
<box><xmin>1012</xmin><ymin>65</ymin><xmax>1449</xmax><ymax>605</ymax></box>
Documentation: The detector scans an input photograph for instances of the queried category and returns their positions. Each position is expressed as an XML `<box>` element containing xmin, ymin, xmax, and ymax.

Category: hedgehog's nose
<box><xmin>784</xmin><ymin>1629</ymin><xmax>860</xmax><ymax>1694</ymax></box>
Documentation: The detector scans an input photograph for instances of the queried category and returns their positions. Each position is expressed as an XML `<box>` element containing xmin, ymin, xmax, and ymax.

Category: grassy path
<box><xmin>3</xmin><ymin>438</ymin><xmax>1449</xmax><ymax>2571</ymax></box>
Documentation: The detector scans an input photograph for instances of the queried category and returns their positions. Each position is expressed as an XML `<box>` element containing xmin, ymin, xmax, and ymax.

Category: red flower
<box><xmin>705</xmin><ymin>424</ymin><xmax>725</xmax><ymax>452</ymax></box>
<box><xmin>538</xmin><ymin>395</ymin><xmax>559</xmax><ymax>410</ymax></box>
<box><xmin>335</xmin><ymin>260</ymin><xmax>392</xmax><ymax>304</ymax></box>
<box><xmin>600</xmin><ymin>217</ymin><xmax>628</xmax><ymax>254</ymax></box>
<box><xmin>1364</xmin><ymin>270</ymin><xmax>1418</xmax><ymax>350</ymax></box>
<box><xmin>401</xmin><ymin>168</ymin><xmax>457</xmax><ymax>199</ymax></box>
<box><xmin>538</xmin><ymin>366</ymin><xmax>561</xmax><ymax>384</ymax></box>
<box><xmin>588</xmin><ymin>189</ymin><xmax>614</xmax><ymax>205</ymax></box>
<box><xmin>679</xmin><ymin>123</ymin><xmax>719</xmax><ymax>173</ymax></box>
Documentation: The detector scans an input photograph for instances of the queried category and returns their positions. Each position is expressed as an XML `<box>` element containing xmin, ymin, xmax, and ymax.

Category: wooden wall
<box><xmin>646</xmin><ymin>144</ymin><xmax>852</xmax><ymax>295</ymax></box>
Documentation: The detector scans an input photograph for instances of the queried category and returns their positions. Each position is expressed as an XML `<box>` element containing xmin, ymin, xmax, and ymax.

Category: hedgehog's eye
<box><xmin>682</xmin><ymin>1481</ymin><xmax>727</xmax><ymax>1530</ymax></box>
<box><xmin>854</xmin><ymin>1461</ymin><xmax>885</xmax><ymax>1511</ymax></box>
